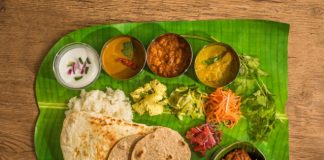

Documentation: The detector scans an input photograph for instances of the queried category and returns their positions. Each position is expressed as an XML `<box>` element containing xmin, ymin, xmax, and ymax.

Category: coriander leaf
<box><xmin>256</xmin><ymin>94</ymin><xmax>267</xmax><ymax>106</ymax></box>
<box><xmin>232</xmin><ymin>55</ymin><xmax>277</xmax><ymax>141</ymax></box>
<box><xmin>232</xmin><ymin>77</ymin><xmax>256</xmax><ymax>96</ymax></box>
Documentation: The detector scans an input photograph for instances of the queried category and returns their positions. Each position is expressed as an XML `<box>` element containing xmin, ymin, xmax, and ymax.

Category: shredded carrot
<box><xmin>204</xmin><ymin>88</ymin><xmax>241</xmax><ymax>128</ymax></box>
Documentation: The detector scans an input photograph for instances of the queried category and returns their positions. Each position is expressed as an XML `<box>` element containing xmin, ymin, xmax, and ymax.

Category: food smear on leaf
<box><xmin>169</xmin><ymin>86</ymin><xmax>207</xmax><ymax>120</ymax></box>
<box><xmin>204</xmin><ymin>88</ymin><xmax>241</xmax><ymax>128</ymax></box>
<box><xmin>185</xmin><ymin>123</ymin><xmax>222</xmax><ymax>156</ymax></box>
<box><xmin>101</xmin><ymin>36</ymin><xmax>145</xmax><ymax>80</ymax></box>
<box><xmin>130</xmin><ymin>80</ymin><xmax>168</xmax><ymax>116</ymax></box>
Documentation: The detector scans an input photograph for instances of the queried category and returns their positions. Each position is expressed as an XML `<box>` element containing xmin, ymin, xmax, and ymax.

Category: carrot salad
<box><xmin>204</xmin><ymin>88</ymin><xmax>241</xmax><ymax>128</ymax></box>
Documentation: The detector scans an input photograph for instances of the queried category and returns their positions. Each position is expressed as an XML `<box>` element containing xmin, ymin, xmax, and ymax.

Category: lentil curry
<box><xmin>195</xmin><ymin>43</ymin><xmax>239</xmax><ymax>88</ymax></box>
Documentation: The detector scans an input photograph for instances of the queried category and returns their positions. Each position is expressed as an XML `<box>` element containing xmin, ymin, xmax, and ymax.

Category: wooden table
<box><xmin>0</xmin><ymin>0</ymin><xmax>323</xmax><ymax>159</ymax></box>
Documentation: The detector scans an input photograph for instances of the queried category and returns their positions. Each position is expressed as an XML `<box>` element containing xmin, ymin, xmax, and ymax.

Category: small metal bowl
<box><xmin>146</xmin><ymin>33</ymin><xmax>193</xmax><ymax>78</ymax></box>
<box><xmin>53</xmin><ymin>42</ymin><xmax>101</xmax><ymax>90</ymax></box>
<box><xmin>194</xmin><ymin>42</ymin><xmax>240</xmax><ymax>88</ymax></box>
<box><xmin>100</xmin><ymin>35</ymin><xmax>147</xmax><ymax>80</ymax></box>
<box><xmin>212</xmin><ymin>141</ymin><xmax>266</xmax><ymax>160</ymax></box>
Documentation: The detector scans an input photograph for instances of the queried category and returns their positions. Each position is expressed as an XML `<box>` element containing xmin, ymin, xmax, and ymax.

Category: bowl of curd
<box><xmin>53</xmin><ymin>42</ymin><xmax>101</xmax><ymax>89</ymax></box>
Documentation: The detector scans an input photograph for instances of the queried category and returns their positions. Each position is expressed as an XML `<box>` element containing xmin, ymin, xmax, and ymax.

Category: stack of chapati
<box><xmin>60</xmin><ymin>111</ymin><xmax>191</xmax><ymax>160</ymax></box>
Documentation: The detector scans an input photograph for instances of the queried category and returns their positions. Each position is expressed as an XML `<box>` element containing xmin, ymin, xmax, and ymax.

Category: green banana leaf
<box><xmin>35</xmin><ymin>19</ymin><xmax>289</xmax><ymax>160</ymax></box>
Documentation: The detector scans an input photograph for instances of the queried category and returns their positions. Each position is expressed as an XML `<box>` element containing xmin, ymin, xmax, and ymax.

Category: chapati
<box><xmin>107</xmin><ymin>134</ymin><xmax>145</xmax><ymax>160</ymax></box>
<box><xmin>131</xmin><ymin>127</ymin><xmax>191</xmax><ymax>160</ymax></box>
<box><xmin>60</xmin><ymin>111</ymin><xmax>155</xmax><ymax>160</ymax></box>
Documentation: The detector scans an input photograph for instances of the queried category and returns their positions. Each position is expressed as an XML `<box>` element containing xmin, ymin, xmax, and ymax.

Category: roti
<box><xmin>60</xmin><ymin>111</ymin><xmax>155</xmax><ymax>160</ymax></box>
<box><xmin>107</xmin><ymin>134</ymin><xmax>145</xmax><ymax>160</ymax></box>
<box><xmin>131</xmin><ymin>127</ymin><xmax>191</xmax><ymax>160</ymax></box>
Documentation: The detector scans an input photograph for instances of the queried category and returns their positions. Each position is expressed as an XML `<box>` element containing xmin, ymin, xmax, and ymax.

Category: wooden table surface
<box><xmin>0</xmin><ymin>0</ymin><xmax>323</xmax><ymax>159</ymax></box>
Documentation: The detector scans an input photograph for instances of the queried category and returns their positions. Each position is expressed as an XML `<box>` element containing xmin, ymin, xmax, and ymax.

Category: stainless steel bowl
<box><xmin>146</xmin><ymin>33</ymin><xmax>193</xmax><ymax>78</ymax></box>
<box><xmin>53</xmin><ymin>42</ymin><xmax>101</xmax><ymax>90</ymax></box>
<box><xmin>212</xmin><ymin>141</ymin><xmax>266</xmax><ymax>160</ymax></box>
<box><xmin>100</xmin><ymin>35</ymin><xmax>147</xmax><ymax>80</ymax></box>
<box><xmin>194</xmin><ymin>42</ymin><xmax>240</xmax><ymax>88</ymax></box>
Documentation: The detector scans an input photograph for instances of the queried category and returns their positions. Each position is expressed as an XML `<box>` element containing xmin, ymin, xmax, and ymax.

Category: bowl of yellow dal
<box><xmin>194</xmin><ymin>43</ymin><xmax>240</xmax><ymax>88</ymax></box>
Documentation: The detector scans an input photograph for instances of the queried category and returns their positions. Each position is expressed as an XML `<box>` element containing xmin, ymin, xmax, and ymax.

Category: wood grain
<box><xmin>0</xmin><ymin>0</ymin><xmax>323</xmax><ymax>159</ymax></box>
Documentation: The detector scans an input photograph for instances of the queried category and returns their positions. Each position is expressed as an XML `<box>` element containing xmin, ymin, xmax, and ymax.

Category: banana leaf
<box><xmin>35</xmin><ymin>19</ymin><xmax>289</xmax><ymax>160</ymax></box>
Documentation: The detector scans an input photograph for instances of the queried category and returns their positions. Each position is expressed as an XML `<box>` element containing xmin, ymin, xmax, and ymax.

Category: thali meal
<box><xmin>53</xmin><ymin>43</ymin><xmax>101</xmax><ymax>89</ymax></box>
<box><xmin>52</xmin><ymin>32</ymin><xmax>276</xmax><ymax>160</ymax></box>
<box><xmin>101</xmin><ymin>36</ymin><xmax>146</xmax><ymax>80</ymax></box>
<box><xmin>147</xmin><ymin>33</ymin><xmax>192</xmax><ymax>78</ymax></box>
<box><xmin>195</xmin><ymin>43</ymin><xmax>240</xmax><ymax>88</ymax></box>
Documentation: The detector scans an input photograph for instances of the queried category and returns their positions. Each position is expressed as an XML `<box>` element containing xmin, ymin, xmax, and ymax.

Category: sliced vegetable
<box><xmin>66</xmin><ymin>57</ymin><xmax>91</xmax><ymax>80</ymax></box>
<box><xmin>186</xmin><ymin>123</ymin><xmax>222</xmax><ymax>156</ymax></box>
<box><xmin>85</xmin><ymin>67</ymin><xmax>89</xmax><ymax>74</ymax></box>
<box><xmin>78</xmin><ymin>57</ymin><xmax>84</xmax><ymax>64</ymax></box>
<box><xmin>86</xmin><ymin>57</ymin><xmax>91</xmax><ymax>64</ymax></box>
<box><xmin>74</xmin><ymin>76</ymin><xmax>83</xmax><ymax>81</ymax></box>
<box><xmin>169</xmin><ymin>86</ymin><xmax>207</xmax><ymax>120</ymax></box>
<box><xmin>204</xmin><ymin>88</ymin><xmax>241</xmax><ymax>128</ymax></box>
<box><xmin>67</xmin><ymin>68</ymin><xmax>72</xmax><ymax>75</ymax></box>
<box><xmin>72</xmin><ymin>62</ymin><xmax>76</xmax><ymax>74</ymax></box>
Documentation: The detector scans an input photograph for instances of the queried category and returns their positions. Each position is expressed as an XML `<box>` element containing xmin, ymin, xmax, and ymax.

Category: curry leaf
<box><xmin>121</xmin><ymin>41</ymin><xmax>134</xmax><ymax>59</ymax></box>
<box><xmin>204</xmin><ymin>50</ymin><xmax>227</xmax><ymax>65</ymax></box>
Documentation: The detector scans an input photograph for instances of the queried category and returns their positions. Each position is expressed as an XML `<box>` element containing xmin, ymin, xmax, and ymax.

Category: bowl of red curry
<box><xmin>147</xmin><ymin>33</ymin><xmax>193</xmax><ymax>78</ymax></box>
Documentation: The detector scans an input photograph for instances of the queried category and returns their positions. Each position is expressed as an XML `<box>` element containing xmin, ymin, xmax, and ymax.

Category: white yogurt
<box><xmin>53</xmin><ymin>43</ymin><xmax>100</xmax><ymax>89</ymax></box>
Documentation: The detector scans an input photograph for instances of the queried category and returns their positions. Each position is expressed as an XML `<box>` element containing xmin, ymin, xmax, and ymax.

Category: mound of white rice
<box><xmin>66</xmin><ymin>87</ymin><xmax>133</xmax><ymax>122</ymax></box>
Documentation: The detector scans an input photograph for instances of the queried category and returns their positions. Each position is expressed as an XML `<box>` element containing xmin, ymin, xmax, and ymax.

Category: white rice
<box><xmin>66</xmin><ymin>87</ymin><xmax>133</xmax><ymax>122</ymax></box>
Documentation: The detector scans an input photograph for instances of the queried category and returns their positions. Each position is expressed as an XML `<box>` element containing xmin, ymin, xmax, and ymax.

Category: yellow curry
<box><xmin>195</xmin><ymin>44</ymin><xmax>239</xmax><ymax>88</ymax></box>
<box><xmin>101</xmin><ymin>36</ymin><xmax>146</xmax><ymax>80</ymax></box>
